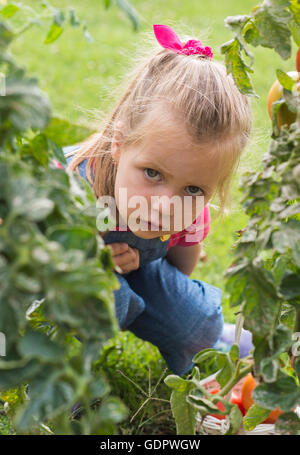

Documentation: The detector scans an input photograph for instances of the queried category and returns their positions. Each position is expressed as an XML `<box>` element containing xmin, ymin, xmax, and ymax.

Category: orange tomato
<box><xmin>241</xmin><ymin>373</ymin><xmax>283</xmax><ymax>424</ymax></box>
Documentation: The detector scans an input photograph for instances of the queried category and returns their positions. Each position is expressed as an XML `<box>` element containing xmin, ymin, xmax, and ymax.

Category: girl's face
<box><xmin>112</xmin><ymin>119</ymin><xmax>221</xmax><ymax>239</ymax></box>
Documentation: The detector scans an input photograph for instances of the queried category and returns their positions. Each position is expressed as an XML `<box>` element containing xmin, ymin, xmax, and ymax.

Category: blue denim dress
<box><xmin>62</xmin><ymin>145</ymin><xmax>225</xmax><ymax>376</ymax></box>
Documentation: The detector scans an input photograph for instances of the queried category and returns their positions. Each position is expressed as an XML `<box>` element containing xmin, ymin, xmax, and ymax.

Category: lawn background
<box><xmin>1</xmin><ymin>0</ymin><xmax>298</xmax><ymax>434</ymax></box>
<box><xmin>12</xmin><ymin>0</ymin><xmax>297</xmax><ymax>322</ymax></box>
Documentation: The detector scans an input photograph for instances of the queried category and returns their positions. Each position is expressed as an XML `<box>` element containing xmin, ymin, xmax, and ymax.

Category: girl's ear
<box><xmin>111</xmin><ymin>121</ymin><xmax>124</xmax><ymax>163</ymax></box>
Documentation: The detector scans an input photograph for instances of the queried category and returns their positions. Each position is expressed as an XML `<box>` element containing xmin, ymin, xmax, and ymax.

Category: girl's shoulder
<box><xmin>62</xmin><ymin>144</ymin><xmax>93</xmax><ymax>183</ymax></box>
<box><xmin>63</xmin><ymin>144</ymin><xmax>81</xmax><ymax>160</ymax></box>
<box><xmin>167</xmin><ymin>204</ymin><xmax>211</xmax><ymax>250</ymax></box>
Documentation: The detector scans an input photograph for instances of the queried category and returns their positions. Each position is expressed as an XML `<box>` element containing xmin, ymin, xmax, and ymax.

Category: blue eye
<box><xmin>144</xmin><ymin>168</ymin><xmax>161</xmax><ymax>180</ymax></box>
<box><xmin>144</xmin><ymin>168</ymin><xmax>204</xmax><ymax>195</ymax></box>
<box><xmin>185</xmin><ymin>186</ymin><xmax>204</xmax><ymax>196</ymax></box>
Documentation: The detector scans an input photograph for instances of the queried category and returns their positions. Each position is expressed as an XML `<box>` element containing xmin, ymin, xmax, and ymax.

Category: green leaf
<box><xmin>254</xmin><ymin>326</ymin><xmax>293</xmax><ymax>368</ymax></box>
<box><xmin>283</xmin><ymin>87</ymin><xmax>300</xmax><ymax>114</ymax></box>
<box><xmin>0</xmin><ymin>67</ymin><xmax>51</xmax><ymax>132</ymax></box>
<box><xmin>294</xmin><ymin>357</ymin><xmax>300</xmax><ymax>378</ymax></box>
<box><xmin>276</xmin><ymin>69</ymin><xmax>297</xmax><ymax>91</ymax></box>
<box><xmin>9</xmin><ymin>177</ymin><xmax>55</xmax><ymax>220</ymax></box>
<box><xmin>46</xmin><ymin>225</ymin><xmax>97</xmax><ymax>254</ymax></box>
<box><xmin>44</xmin><ymin>22</ymin><xmax>64</xmax><ymax>44</ymax></box>
<box><xmin>225</xmin><ymin>273</ymin><xmax>248</xmax><ymax>307</ymax></box>
<box><xmin>103</xmin><ymin>0</ymin><xmax>112</xmax><ymax>9</ymax></box>
<box><xmin>170</xmin><ymin>390</ymin><xmax>197</xmax><ymax>435</ymax></box>
<box><xmin>279</xmin><ymin>202</ymin><xmax>300</xmax><ymax>219</ymax></box>
<box><xmin>279</xmin><ymin>305</ymin><xmax>296</xmax><ymax>332</ymax></box>
<box><xmin>115</xmin><ymin>0</ymin><xmax>140</xmax><ymax>31</ymax></box>
<box><xmin>225</xmin><ymin>257</ymin><xmax>250</xmax><ymax>277</ymax></box>
<box><xmin>273</xmin><ymin>220</ymin><xmax>300</xmax><ymax>268</ymax></box>
<box><xmin>243</xmin><ymin>403</ymin><xmax>271</xmax><ymax>431</ymax></box>
<box><xmin>289</xmin><ymin>0</ymin><xmax>300</xmax><ymax>46</ymax></box>
<box><xmin>280</xmin><ymin>271</ymin><xmax>300</xmax><ymax>300</ymax></box>
<box><xmin>0</xmin><ymin>4</ymin><xmax>20</xmax><ymax>19</ymax></box>
<box><xmin>244</xmin><ymin>19</ymin><xmax>261</xmax><ymax>46</ymax></box>
<box><xmin>53</xmin><ymin>10</ymin><xmax>65</xmax><ymax>27</ymax></box>
<box><xmin>14</xmin><ymin>367</ymin><xmax>74</xmax><ymax>430</ymax></box>
<box><xmin>0</xmin><ymin>359</ymin><xmax>42</xmax><ymax>390</ymax></box>
<box><xmin>216</xmin><ymin>353</ymin><xmax>235</xmax><ymax>388</ymax></box>
<box><xmin>272</xmin><ymin>255</ymin><xmax>290</xmax><ymax>286</ymax></box>
<box><xmin>271</xmin><ymin>324</ymin><xmax>293</xmax><ymax>356</ymax></box>
<box><xmin>14</xmin><ymin>273</ymin><xmax>41</xmax><ymax>293</ymax></box>
<box><xmin>251</xmin><ymin>2</ymin><xmax>292</xmax><ymax>59</ymax></box>
<box><xmin>69</xmin><ymin>8</ymin><xmax>80</xmax><ymax>27</ymax></box>
<box><xmin>192</xmin><ymin>348</ymin><xmax>217</xmax><ymax>365</ymax></box>
<box><xmin>43</xmin><ymin>116</ymin><xmax>95</xmax><ymax>147</ymax></box>
<box><xmin>226</xmin><ymin>404</ymin><xmax>243</xmax><ymax>435</ymax></box>
<box><xmin>261</xmin><ymin>358</ymin><xmax>279</xmax><ymax>382</ymax></box>
<box><xmin>289</xmin><ymin>17</ymin><xmax>300</xmax><ymax>45</ymax></box>
<box><xmin>242</xmin><ymin>276</ymin><xmax>280</xmax><ymax>338</ymax></box>
<box><xmin>191</xmin><ymin>365</ymin><xmax>201</xmax><ymax>382</ymax></box>
<box><xmin>229</xmin><ymin>343</ymin><xmax>240</xmax><ymax>363</ymax></box>
<box><xmin>253</xmin><ymin>335</ymin><xmax>272</xmax><ymax>366</ymax></box>
<box><xmin>275</xmin><ymin>411</ymin><xmax>300</xmax><ymax>435</ymax></box>
<box><xmin>97</xmin><ymin>397</ymin><xmax>128</xmax><ymax>423</ymax></box>
<box><xmin>220</xmin><ymin>38</ymin><xmax>257</xmax><ymax>97</ymax></box>
<box><xmin>18</xmin><ymin>330</ymin><xmax>65</xmax><ymax>361</ymax></box>
<box><xmin>243</xmin><ymin>279</ymin><xmax>280</xmax><ymax>337</ymax></box>
<box><xmin>224</xmin><ymin>15</ymin><xmax>251</xmax><ymax>35</ymax></box>
<box><xmin>164</xmin><ymin>375</ymin><xmax>193</xmax><ymax>393</ymax></box>
<box><xmin>30</xmin><ymin>133</ymin><xmax>49</xmax><ymax>167</ymax></box>
<box><xmin>0</xmin><ymin>21</ymin><xmax>14</xmax><ymax>52</ymax></box>
<box><xmin>252</xmin><ymin>376</ymin><xmax>300</xmax><ymax>412</ymax></box>
<box><xmin>188</xmin><ymin>391</ymin><xmax>222</xmax><ymax>413</ymax></box>
<box><xmin>89</xmin><ymin>377</ymin><xmax>111</xmax><ymax>400</ymax></box>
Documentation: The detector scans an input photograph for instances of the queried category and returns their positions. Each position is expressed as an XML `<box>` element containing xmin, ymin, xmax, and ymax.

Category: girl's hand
<box><xmin>107</xmin><ymin>242</ymin><xmax>140</xmax><ymax>274</ymax></box>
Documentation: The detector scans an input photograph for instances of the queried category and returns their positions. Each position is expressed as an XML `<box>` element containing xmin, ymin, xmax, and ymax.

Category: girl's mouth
<box><xmin>139</xmin><ymin>218</ymin><xmax>163</xmax><ymax>230</ymax></box>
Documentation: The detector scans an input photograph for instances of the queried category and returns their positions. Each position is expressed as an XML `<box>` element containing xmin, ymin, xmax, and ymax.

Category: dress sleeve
<box><xmin>167</xmin><ymin>204</ymin><xmax>211</xmax><ymax>250</ymax></box>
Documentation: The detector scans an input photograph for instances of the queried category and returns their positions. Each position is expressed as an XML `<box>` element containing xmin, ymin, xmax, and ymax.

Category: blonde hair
<box><xmin>67</xmin><ymin>41</ymin><xmax>252</xmax><ymax>221</ymax></box>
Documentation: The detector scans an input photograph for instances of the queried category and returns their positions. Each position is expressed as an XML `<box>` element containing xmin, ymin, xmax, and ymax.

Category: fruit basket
<box><xmin>195</xmin><ymin>372</ymin><xmax>300</xmax><ymax>435</ymax></box>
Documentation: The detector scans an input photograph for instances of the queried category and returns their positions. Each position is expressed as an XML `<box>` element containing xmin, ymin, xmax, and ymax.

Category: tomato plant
<box><xmin>241</xmin><ymin>374</ymin><xmax>284</xmax><ymax>424</ymax></box>
<box><xmin>209</xmin><ymin>388</ymin><xmax>245</xmax><ymax>420</ymax></box>
<box><xmin>0</xmin><ymin>0</ymin><xmax>141</xmax><ymax>435</ymax></box>
<box><xmin>165</xmin><ymin>0</ymin><xmax>300</xmax><ymax>435</ymax></box>
<box><xmin>267</xmin><ymin>71</ymin><xmax>300</xmax><ymax>129</ymax></box>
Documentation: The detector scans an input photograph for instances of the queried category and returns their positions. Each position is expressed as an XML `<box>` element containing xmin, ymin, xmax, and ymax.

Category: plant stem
<box><xmin>294</xmin><ymin>307</ymin><xmax>300</xmax><ymax>334</ymax></box>
<box><xmin>219</xmin><ymin>363</ymin><xmax>252</xmax><ymax>397</ymax></box>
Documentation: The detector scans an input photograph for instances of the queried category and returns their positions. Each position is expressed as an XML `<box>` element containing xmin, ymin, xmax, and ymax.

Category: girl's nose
<box><xmin>151</xmin><ymin>193</ymin><xmax>180</xmax><ymax>218</ymax></box>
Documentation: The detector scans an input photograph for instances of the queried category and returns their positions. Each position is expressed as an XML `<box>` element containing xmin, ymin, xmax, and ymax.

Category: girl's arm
<box><xmin>166</xmin><ymin>243</ymin><xmax>202</xmax><ymax>276</ymax></box>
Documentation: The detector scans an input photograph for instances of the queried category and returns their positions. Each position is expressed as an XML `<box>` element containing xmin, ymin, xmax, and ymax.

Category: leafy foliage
<box><xmin>220</xmin><ymin>0</ymin><xmax>300</xmax><ymax>96</ymax></box>
<box><xmin>0</xmin><ymin>2</ymin><xmax>135</xmax><ymax>435</ymax></box>
<box><xmin>165</xmin><ymin>0</ymin><xmax>300</xmax><ymax>435</ymax></box>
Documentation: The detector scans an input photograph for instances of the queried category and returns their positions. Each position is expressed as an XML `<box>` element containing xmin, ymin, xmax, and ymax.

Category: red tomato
<box><xmin>208</xmin><ymin>388</ymin><xmax>245</xmax><ymax>420</ymax></box>
<box><xmin>231</xmin><ymin>391</ymin><xmax>246</xmax><ymax>415</ymax></box>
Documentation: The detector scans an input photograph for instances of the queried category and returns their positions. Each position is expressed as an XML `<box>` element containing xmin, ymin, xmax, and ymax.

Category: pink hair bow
<box><xmin>153</xmin><ymin>24</ymin><xmax>213</xmax><ymax>58</ymax></box>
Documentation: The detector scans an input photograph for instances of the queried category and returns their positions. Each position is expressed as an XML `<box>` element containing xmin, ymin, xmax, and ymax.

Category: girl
<box><xmin>62</xmin><ymin>24</ymin><xmax>253</xmax><ymax>376</ymax></box>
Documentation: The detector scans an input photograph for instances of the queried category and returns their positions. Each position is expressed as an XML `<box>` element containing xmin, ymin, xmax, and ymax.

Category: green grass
<box><xmin>3</xmin><ymin>0</ymin><xmax>299</xmax><ymax>434</ymax></box>
<box><xmin>0</xmin><ymin>414</ymin><xmax>15</xmax><ymax>435</ymax></box>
